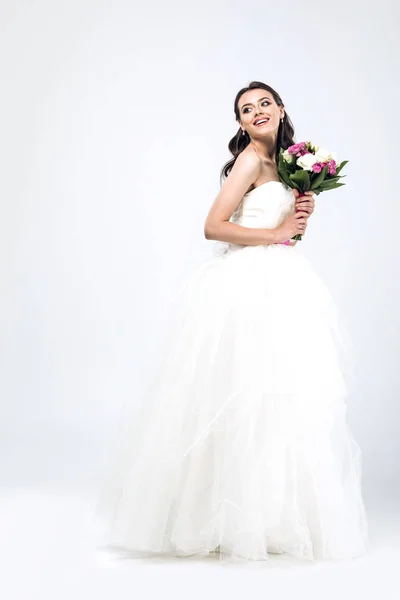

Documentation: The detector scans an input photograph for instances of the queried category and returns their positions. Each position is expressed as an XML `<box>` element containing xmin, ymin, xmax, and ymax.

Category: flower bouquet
<box><xmin>278</xmin><ymin>142</ymin><xmax>348</xmax><ymax>240</ymax></box>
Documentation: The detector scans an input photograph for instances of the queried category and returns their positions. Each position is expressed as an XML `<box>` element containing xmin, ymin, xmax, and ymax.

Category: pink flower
<box><xmin>287</xmin><ymin>142</ymin><xmax>307</xmax><ymax>156</ymax></box>
<box><xmin>312</xmin><ymin>162</ymin><xmax>323</xmax><ymax>173</ymax></box>
<box><xmin>328</xmin><ymin>159</ymin><xmax>336</xmax><ymax>175</ymax></box>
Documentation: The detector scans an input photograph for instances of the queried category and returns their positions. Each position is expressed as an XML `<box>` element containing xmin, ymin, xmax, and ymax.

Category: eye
<box><xmin>243</xmin><ymin>100</ymin><xmax>270</xmax><ymax>113</ymax></box>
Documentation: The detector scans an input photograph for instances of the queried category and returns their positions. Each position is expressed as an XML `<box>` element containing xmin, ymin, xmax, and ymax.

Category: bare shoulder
<box><xmin>204</xmin><ymin>146</ymin><xmax>262</xmax><ymax>230</ymax></box>
<box><xmin>234</xmin><ymin>145</ymin><xmax>262</xmax><ymax>172</ymax></box>
<box><xmin>209</xmin><ymin>146</ymin><xmax>260</xmax><ymax>208</ymax></box>
<box><xmin>226</xmin><ymin>145</ymin><xmax>262</xmax><ymax>188</ymax></box>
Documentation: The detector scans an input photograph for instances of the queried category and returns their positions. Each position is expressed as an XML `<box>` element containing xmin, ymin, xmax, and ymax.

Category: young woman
<box><xmin>96</xmin><ymin>81</ymin><xmax>369</xmax><ymax>564</ymax></box>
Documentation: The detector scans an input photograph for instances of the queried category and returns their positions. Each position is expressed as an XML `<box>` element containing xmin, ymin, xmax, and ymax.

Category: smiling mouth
<box><xmin>254</xmin><ymin>118</ymin><xmax>270</xmax><ymax>126</ymax></box>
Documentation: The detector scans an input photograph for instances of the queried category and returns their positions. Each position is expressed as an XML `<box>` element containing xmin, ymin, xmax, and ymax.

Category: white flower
<box><xmin>282</xmin><ymin>149</ymin><xmax>295</xmax><ymax>163</ymax></box>
<box><xmin>296</xmin><ymin>153</ymin><xmax>319</xmax><ymax>171</ymax></box>
<box><xmin>315</xmin><ymin>147</ymin><xmax>337</xmax><ymax>163</ymax></box>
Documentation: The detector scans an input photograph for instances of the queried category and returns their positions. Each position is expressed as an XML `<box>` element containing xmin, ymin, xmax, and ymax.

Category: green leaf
<box><xmin>319</xmin><ymin>183</ymin><xmax>338</xmax><ymax>191</ymax></box>
<box><xmin>278</xmin><ymin>152</ymin><xmax>288</xmax><ymax>173</ymax></box>
<box><xmin>335</xmin><ymin>160</ymin><xmax>348</xmax><ymax>175</ymax></box>
<box><xmin>319</xmin><ymin>181</ymin><xmax>346</xmax><ymax>191</ymax></box>
<box><xmin>280</xmin><ymin>171</ymin><xmax>293</xmax><ymax>188</ymax></box>
<box><xmin>278</xmin><ymin>153</ymin><xmax>294</xmax><ymax>188</ymax></box>
<box><xmin>321</xmin><ymin>176</ymin><xmax>343</xmax><ymax>185</ymax></box>
<box><xmin>321</xmin><ymin>176</ymin><xmax>341</xmax><ymax>185</ymax></box>
<box><xmin>289</xmin><ymin>170</ymin><xmax>310</xmax><ymax>192</ymax></box>
<box><xmin>289</xmin><ymin>180</ymin><xmax>301</xmax><ymax>192</ymax></box>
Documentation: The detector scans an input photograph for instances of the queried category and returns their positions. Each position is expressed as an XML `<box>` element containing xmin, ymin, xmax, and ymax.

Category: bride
<box><xmin>95</xmin><ymin>80</ymin><xmax>369</xmax><ymax>563</ymax></box>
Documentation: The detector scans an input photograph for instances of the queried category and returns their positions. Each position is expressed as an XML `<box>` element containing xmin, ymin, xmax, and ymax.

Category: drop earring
<box><xmin>242</xmin><ymin>129</ymin><xmax>246</xmax><ymax>136</ymax></box>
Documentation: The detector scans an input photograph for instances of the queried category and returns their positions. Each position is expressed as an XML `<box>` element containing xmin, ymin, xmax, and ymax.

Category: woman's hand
<box><xmin>293</xmin><ymin>189</ymin><xmax>316</xmax><ymax>217</ymax></box>
<box><xmin>274</xmin><ymin>209</ymin><xmax>309</xmax><ymax>243</ymax></box>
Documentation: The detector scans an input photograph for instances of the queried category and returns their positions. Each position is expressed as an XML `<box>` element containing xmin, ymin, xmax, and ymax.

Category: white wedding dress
<box><xmin>95</xmin><ymin>180</ymin><xmax>369</xmax><ymax>563</ymax></box>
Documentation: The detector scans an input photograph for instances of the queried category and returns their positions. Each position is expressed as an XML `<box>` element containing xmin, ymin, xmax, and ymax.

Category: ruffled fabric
<box><xmin>95</xmin><ymin>243</ymin><xmax>369</xmax><ymax>563</ymax></box>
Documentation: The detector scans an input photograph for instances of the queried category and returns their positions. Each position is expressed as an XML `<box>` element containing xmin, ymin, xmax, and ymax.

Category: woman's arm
<box><xmin>204</xmin><ymin>150</ymin><xmax>280</xmax><ymax>246</ymax></box>
<box><xmin>205</xmin><ymin>220</ymin><xmax>281</xmax><ymax>245</ymax></box>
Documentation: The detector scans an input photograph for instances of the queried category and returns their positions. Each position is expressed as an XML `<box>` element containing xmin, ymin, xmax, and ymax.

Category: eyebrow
<box><xmin>240</xmin><ymin>96</ymin><xmax>272</xmax><ymax>110</ymax></box>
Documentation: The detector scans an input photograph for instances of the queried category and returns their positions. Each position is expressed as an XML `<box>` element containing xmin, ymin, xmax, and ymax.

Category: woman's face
<box><xmin>238</xmin><ymin>89</ymin><xmax>284</xmax><ymax>138</ymax></box>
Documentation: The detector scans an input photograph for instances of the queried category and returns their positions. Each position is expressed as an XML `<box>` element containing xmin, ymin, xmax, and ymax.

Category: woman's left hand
<box><xmin>293</xmin><ymin>189</ymin><xmax>316</xmax><ymax>217</ymax></box>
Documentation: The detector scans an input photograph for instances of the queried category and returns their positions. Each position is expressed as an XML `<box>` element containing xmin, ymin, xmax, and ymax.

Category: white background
<box><xmin>1</xmin><ymin>1</ymin><xmax>399</xmax><ymax>598</ymax></box>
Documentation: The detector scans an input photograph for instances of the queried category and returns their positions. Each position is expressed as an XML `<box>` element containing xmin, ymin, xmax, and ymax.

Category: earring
<box><xmin>242</xmin><ymin>129</ymin><xmax>246</xmax><ymax>136</ymax></box>
<box><xmin>281</xmin><ymin>118</ymin><xmax>284</xmax><ymax>124</ymax></box>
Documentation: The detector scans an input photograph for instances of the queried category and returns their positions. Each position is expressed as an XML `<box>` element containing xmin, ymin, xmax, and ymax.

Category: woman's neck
<box><xmin>249</xmin><ymin>137</ymin><xmax>278</xmax><ymax>164</ymax></box>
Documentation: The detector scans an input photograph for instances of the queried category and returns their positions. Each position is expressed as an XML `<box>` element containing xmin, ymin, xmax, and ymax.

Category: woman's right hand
<box><xmin>274</xmin><ymin>210</ymin><xmax>309</xmax><ymax>243</ymax></box>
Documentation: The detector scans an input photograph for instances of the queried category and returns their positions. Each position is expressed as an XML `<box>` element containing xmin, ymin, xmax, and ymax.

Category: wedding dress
<box><xmin>95</xmin><ymin>180</ymin><xmax>369</xmax><ymax>563</ymax></box>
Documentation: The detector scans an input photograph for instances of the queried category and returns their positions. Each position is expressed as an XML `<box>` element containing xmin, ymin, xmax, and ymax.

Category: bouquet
<box><xmin>278</xmin><ymin>142</ymin><xmax>348</xmax><ymax>241</ymax></box>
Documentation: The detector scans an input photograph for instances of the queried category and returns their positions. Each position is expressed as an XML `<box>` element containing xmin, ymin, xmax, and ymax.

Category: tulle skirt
<box><xmin>95</xmin><ymin>242</ymin><xmax>369</xmax><ymax>564</ymax></box>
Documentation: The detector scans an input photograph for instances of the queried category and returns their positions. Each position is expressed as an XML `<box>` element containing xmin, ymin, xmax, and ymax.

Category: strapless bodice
<box><xmin>231</xmin><ymin>180</ymin><xmax>295</xmax><ymax>229</ymax></box>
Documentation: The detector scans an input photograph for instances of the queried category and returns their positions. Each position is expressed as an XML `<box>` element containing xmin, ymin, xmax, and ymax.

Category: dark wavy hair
<box><xmin>220</xmin><ymin>81</ymin><xmax>296</xmax><ymax>184</ymax></box>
